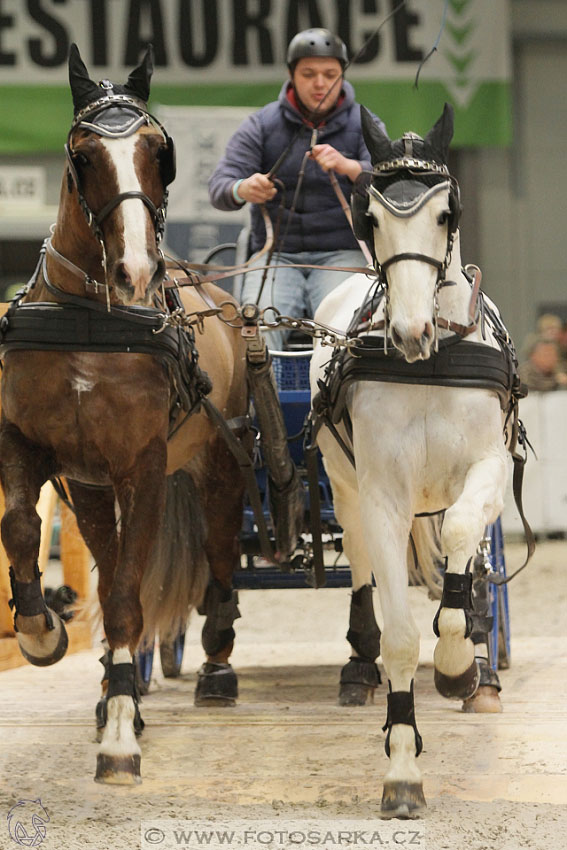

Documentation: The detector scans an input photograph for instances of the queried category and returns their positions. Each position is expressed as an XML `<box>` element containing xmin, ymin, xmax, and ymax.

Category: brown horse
<box><xmin>0</xmin><ymin>45</ymin><xmax>248</xmax><ymax>784</ymax></box>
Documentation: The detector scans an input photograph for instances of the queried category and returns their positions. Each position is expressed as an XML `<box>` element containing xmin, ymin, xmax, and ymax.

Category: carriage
<box><xmin>0</xmin><ymin>45</ymin><xmax>530</xmax><ymax>815</ymax></box>
<box><xmin>135</xmin><ymin>341</ymin><xmax>512</xmax><ymax>698</ymax></box>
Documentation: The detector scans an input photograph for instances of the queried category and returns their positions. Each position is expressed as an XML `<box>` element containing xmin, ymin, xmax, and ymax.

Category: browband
<box><xmin>372</xmin><ymin>158</ymin><xmax>449</xmax><ymax>175</ymax></box>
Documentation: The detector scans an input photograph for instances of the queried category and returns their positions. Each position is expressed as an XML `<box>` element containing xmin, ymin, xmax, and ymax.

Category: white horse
<box><xmin>310</xmin><ymin>104</ymin><xmax>521</xmax><ymax>817</ymax></box>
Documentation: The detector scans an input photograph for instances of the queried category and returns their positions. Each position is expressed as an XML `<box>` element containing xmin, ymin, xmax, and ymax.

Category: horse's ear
<box><xmin>124</xmin><ymin>44</ymin><xmax>154</xmax><ymax>103</ymax></box>
<box><xmin>424</xmin><ymin>102</ymin><xmax>454</xmax><ymax>163</ymax></box>
<box><xmin>68</xmin><ymin>43</ymin><xmax>99</xmax><ymax>113</ymax></box>
<box><xmin>361</xmin><ymin>106</ymin><xmax>392</xmax><ymax>165</ymax></box>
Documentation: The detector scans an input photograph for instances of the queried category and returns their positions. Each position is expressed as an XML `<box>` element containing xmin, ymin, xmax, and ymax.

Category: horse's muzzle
<box><xmin>391</xmin><ymin>320</ymin><xmax>434</xmax><ymax>362</ymax></box>
<box><xmin>111</xmin><ymin>254</ymin><xmax>166</xmax><ymax>306</ymax></box>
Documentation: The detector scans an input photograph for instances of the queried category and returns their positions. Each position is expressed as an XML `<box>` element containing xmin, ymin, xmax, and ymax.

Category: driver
<box><xmin>208</xmin><ymin>28</ymin><xmax>386</xmax><ymax>349</ymax></box>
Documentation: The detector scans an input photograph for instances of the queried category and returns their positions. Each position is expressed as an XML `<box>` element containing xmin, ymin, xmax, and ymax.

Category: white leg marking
<box><xmin>99</xmin><ymin>647</ymin><xmax>140</xmax><ymax>758</ymax></box>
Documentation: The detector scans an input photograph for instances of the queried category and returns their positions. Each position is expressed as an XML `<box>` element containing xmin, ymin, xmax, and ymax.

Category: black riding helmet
<box><xmin>286</xmin><ymin>28</ymin><xmax>348</xmax><ymax>72</ymax></box>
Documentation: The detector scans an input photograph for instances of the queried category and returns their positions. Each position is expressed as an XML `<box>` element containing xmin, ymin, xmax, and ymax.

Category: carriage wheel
<box><xmin>135</xmin><ymin>639</ymin><xmax>155</xmax><ymax>696</ymax></box>
<box><xmin>487</xmin><ymin>518</ymin><xmax>511</xmax><ymax>672</ymax></box>
<box><xmin>497</xmin><ymin>584</ymin><xmax>512</xmax><ymax>670</ymax></box>
<box><xmin>159</xmin><ymin>629</ymin><xmax>186</xmax><ymax>678</ymax></box>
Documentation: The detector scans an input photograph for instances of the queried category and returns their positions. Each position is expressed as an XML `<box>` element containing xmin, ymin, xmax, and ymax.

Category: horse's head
<box><xmin>354</xmin><ymin>103</ymin><xmax>460</xmax><ymax>362</ymax></box>
<box><xmin>64</xmin><ymin>44</ymin><xmax>176</xmax><ymax>306</ymax></box>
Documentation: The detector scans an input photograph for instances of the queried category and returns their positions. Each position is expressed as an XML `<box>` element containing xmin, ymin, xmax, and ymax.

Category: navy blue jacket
<box><xmin>208</xmin><ymin>80</ymin><xmax>385</xmax><ymax>254</ymax></box>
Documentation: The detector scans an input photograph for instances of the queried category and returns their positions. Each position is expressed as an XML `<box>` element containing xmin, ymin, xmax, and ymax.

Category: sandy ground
<box><xmin>0</xmin><ymin>539</ymin><xmax>565</xmax><ymax>850</ymax></box>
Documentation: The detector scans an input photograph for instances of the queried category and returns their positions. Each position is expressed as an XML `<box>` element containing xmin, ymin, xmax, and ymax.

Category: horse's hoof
<box><xmin>434</xmin><ymin>659</ymin><xmax>480</xmax><ymax>701</ymax></box>
<box><xmin>339</xmin><ymin>683</ymin><xmax>375</xmax><ymax>706</ymax></box>
<box><xmin>338</xmin><ymin>658</ymin><xmax>381</xmax><ymax>705</ymax></box>
<box><xmin>17</xmin><ymin>610</ymin><xmax>69</xmax><ymax>667</ymax></box>
<box><xmin>94</xmin><ymin>753</ymin><xmax>142</xmax><ymax>785</ymax></box>
<box><xmin>194</xmin><ymin>662</ymin><xmax>238</xmax><ymax>706</ymax></box>
<box><xmin>462</xmin><ymin>685</ymin><xmax>503</xmax><ymax>713</ymax></box>
<box><xmin>381</xmin><ymin>782</ymin><xmax>426</xmax><ymax>819</ymax></box>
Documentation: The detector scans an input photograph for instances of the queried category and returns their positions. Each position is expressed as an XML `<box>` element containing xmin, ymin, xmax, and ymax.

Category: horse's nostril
<box><xmin>115</xmin><ymin>262</ymin><xmax>132</xmax><ymax>289</ymax></box>
<box><xmin>422</xmin><ymin>322</ymin><xmax>434</xmax><ymax>345</ymax></box>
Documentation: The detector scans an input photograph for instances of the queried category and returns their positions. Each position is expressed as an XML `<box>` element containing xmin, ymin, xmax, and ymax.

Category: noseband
<box><xmin>368</xmin><ymin>178</ymin><xmax>456</xmax><ymax>284</ymax></box>
<box><xmin>65</xmin><ymin>94</ymin><xmax>173</xmax><ymax>250</ymax></box>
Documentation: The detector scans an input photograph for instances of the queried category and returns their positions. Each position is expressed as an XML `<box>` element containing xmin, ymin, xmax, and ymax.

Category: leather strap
<box><xmin>173</xmin><ymin>261</ymin><xmax>373</xmax><ymax>291</ymax></box>
<box><xmin>489</xmin><ymin>414</ymin><xmax>536</xmax><ymax>585</ymax></box>
<box><xmin>382</xmin><ymin>680</ymin><xmax>423</xmax><ymax>758</ymax></box>
<box><xmin>200</xmin><ymin>396</ymin><xmax>278</xmax><ymax>566</ymax></box>
<box><xmin>303</xmin><ymin>419</ymin><xmax>327</xmax><ymax>589</ymax></box>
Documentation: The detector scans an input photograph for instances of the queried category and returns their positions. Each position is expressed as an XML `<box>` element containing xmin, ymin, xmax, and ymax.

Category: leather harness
<box><xmin>304</xmin><ymin>296</ymin><xmax>535</xmax><ymax>587</ymax></box>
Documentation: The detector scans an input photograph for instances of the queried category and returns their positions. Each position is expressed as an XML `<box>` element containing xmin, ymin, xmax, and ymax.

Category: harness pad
<box><xmin>0</xmin><ymin>301</ymin><xmax>211</xmax><ymax>415</ymax></box>
<box><xmin>325</xmin><ymin>336</ymin><xmax>519</xmax><ymax>426</ymax></box>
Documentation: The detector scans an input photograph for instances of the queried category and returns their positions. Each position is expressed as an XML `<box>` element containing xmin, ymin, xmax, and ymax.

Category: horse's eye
<box><xmin>437</xmin><ymin>210</ymin><xmax>450</xmax><ymax>225</ymax></box>
<box><xmin>366</xmin><ymin>211</ymin><xmax>379</xmax><ymax>228</ymax></box>
<box><xmin>73</xmin><ymin>152</ymin><xmax>89</xmax><ymax>168</ymax></box>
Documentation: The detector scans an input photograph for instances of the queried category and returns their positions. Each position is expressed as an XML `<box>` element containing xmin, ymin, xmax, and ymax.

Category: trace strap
<box><xmin>200</xmin><ymin>396</ymin><xmax>280</xmax><ymax>567</ymax></box>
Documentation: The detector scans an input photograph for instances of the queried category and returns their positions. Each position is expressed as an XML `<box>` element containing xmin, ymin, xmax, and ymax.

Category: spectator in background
<box><xmin>536</xmin><ymin>312</ymin><xmax>562</xmax><ymax>343</ymax></box>
<box><xmin>520</xmin><ymin>334</ymin><xmax>567</xmax><ymax>392</ymax></box>
<box><xmin>558</xmin><ymin>321</ymin><xmax>567</xmax><ymax>371</ymax></box>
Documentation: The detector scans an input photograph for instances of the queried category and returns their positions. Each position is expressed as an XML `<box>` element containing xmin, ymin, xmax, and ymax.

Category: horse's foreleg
<box><xmin>95</xmin><ymin>438</ymin><xmax>167</xmax><ymax>785</ymax></box>
<box><xmin>196</xmin><ymin>438</ymin><xmax>244</xmax><ymax>706</ymax></box>
<box><xmin>463</xmin><ymin>542</ymin><xmax>503</xmax><ymax>713</ymax></box>
<box><xmin>434</xmin><ymin>455</ymin><xmax>507</xmax><ymax>707</ymax></box>
<box><xmin>0</xmin><ymin>426</ymin><xmax>68</xmax><ymax>666</ymax></box>
<box><xmin>66</xmin><ymin>480</ymin><xmax>118</xmax><ymax>607</ymax></box>
<box><xmin>329</xmin><ymin>475</ymin><xmax>381</xmax><ymax>706</ymax></box>
<box><xmin>359</xmin><ymin>497</ymin><xmax>425</xmax><ymax>818</ymax></box>
<box><xmin>65</xmin><ymin>481</ymin><xmax>127</xmax><ymax>740</ymax></box>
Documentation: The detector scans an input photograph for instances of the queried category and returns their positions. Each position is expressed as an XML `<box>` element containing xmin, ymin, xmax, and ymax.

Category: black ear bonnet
<box><xmin>352</xmin><ymin>171</ymin><xmax>374</xmax><ymax>246</ymax></box>
<box><xmin>353</xmin><ymin>103</ymin><xmax>462</xmax><ymax>255</ymax></box>
<box><xmin>351</xmin><ymin>171</ymin><xmax>461</xmax><ymax>257</ymax></box>
<box><xmin>352</xmin><ymin>115</ymin><xmax>462</xmax><ymax>255</ymax></box>
<box><xmin>67</xmin><ymin>43</ymin><xmax>176</xmax><ymax>191</ymax></box>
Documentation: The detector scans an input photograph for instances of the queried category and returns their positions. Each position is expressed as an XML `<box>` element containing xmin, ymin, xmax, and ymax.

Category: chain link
<box><xmin>154</xmin><ymin>302</ymin><xmax>361</xmax><ymax>351</ymax></box>
<box><xmin>259</xmin><ymin>310</ymin><xmax>362</xmax><ymax>351</ymax></box>
<box><xmin>153</xmin><ymin>306</ymin><xmax>223</xmax><ymax>335</ymax></box>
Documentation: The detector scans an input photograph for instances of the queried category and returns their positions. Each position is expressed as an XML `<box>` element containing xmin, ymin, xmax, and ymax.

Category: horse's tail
<box><xmin>407</xmin><ymin>514</ymin><xmax>444</xmax><ymax>599</ymax></box>
<box><xmin>140</xmin><ymin>464</ymin><xmax>209</xmax><ymax>644</ymax></box>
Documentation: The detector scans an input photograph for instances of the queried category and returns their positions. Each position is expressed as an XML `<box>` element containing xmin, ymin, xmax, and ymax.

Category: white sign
<box><xmin>0</xmin><ymin>166</ymin><xmax>46</xmax><ymax>209</ymax></box>
<box><xmin>156</xmin><ymin>105</ymin><xmax>253</xmax><ymax>223</ymax></box>
<box><xmin>0</xmin><ymin>0</ymin><xmax>510</xmax><ymax>89</ymax></box>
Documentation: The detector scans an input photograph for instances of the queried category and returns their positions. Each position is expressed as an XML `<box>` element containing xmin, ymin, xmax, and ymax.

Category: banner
<box><xmin>0</xmin><ymin>0</ymin><xmax>511</xmax><ymax>152</ymax></box>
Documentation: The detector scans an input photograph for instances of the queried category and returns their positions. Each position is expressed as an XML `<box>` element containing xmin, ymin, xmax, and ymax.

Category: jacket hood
<box><xmin>278</xmin><ymin>78</ymin><xmax>356</xmax><ymax>126</ymax></box>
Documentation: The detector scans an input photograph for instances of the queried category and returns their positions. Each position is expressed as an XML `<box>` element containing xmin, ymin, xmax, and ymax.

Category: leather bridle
<box><xmin>359</xmin><ymin>177</ymin><xmax>470</xmax><ymax>351</ymax></box>
<box><xmin>65</xmin><ymin>95</ymin><xmax>171</xmax><ymax>250</ymax></box>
